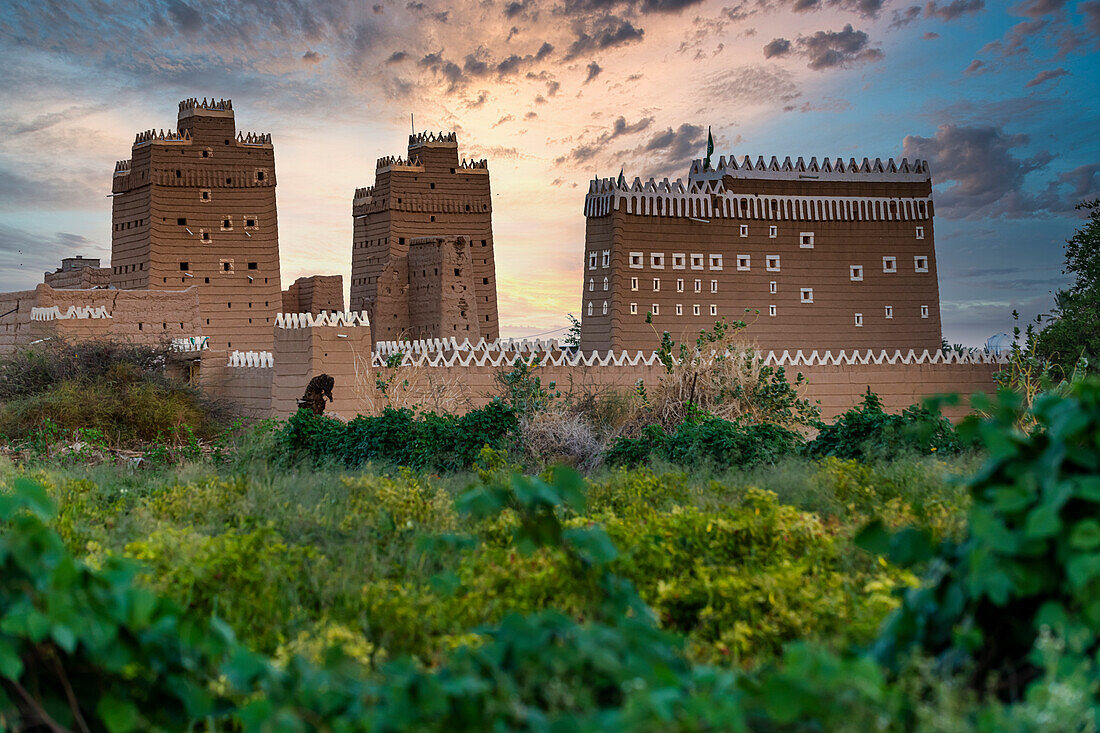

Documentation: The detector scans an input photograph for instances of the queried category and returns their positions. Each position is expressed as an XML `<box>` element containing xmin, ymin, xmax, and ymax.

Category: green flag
<box><xmin>617</xmin><ymin>167</ymin><xmax>627</xmax><ymax>188</ymax></box>
<box><xmin>704</xmin><ymin>126</ymin><xmax>714</xmax><ymax>170</ymax></box>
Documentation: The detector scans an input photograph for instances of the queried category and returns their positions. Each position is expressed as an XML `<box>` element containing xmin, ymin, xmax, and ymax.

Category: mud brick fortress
<box><xmin>0</xmin><ymin>97</ymin><xmax>1008</xmax><ymax>422</ymax></box>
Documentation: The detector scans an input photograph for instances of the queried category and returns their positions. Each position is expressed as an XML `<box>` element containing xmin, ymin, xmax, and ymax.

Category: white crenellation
<box><xmin>275</xmin><ymin>311</ymin><xmax>371</xmax><ymax>329</ymax></box>
<box><xmin>688</xmin><ymin>155</ymin><xmax>930</xmax><ymax>183</ymax></box>
<box><xmin>171</xmin><ymin>336</ymin><xmax>210</xmax><ymax>352</ymax></box>
<box><xmin>227</xmin><ymin>350</ymin><xmax>274</xmax><ymax>368</ymax></box>
<box><xmin>31</xmin><ymin>305</ymin><xmax>112</xmax><ymax>321</ymax></box>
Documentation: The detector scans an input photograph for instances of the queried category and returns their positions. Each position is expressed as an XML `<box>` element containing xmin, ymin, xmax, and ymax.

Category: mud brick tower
<box><xmin>580</xmin><ymin>155</ymin><xmax>942</xmax><ymax>353</ymax></box>
<box><xmin>110</xmin><ymin>98</ymin><xmax>282</xmax><ymax>357</ymax></box>
<box><xmin>350</xmin><ymin>132</ymin><xmax>499</xmax><ymax>343</ymax></box>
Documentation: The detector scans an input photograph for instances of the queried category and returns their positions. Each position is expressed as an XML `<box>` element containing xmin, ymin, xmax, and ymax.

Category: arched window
<box><xmin>602</xmin><ymin>301</ymin><xmax>608</xmax><ymax>315</ymax></box>
<box><xmin>588</xmin><ymin>278</ymin><xmax>594</xmax><ymax>292</ymax></box>
<box><xmin>603</xmin><ymin>277</ymin><xmax>609</xmax><ymax>291</ymax></box>
<box><xmin>587</xmin><ymin>301</ymin><xmax>593</xmax><ymax>316</ymax></box>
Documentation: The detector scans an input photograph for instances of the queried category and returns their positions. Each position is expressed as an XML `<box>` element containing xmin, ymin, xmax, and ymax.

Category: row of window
<box><xmin>175</xmin><ymin>216</ymin><xmax>258</xmax><ymax>227</ymax></box>
<box><xmin>178</xmin><ymin>261</ymin><xmax>259</xmax><ymax>271</ymax></box>
<box><xmin>587</xmin><ymin>302</ymin><xmax>932</xmax><ymax>320</ymax></box>
<box><xmin>171</xmin><ymin>168</ymin><xmax>266</xmax><ymax>182</ymax></box>
<box><xmin>612</xmin><ymin>253</ymin><xmax>930</xmax><ymax>275</ymax></box>
<box><xmin>114</xmin><ymin>218</ymin><xmax>146</xmax><ymax>231</ymax></box>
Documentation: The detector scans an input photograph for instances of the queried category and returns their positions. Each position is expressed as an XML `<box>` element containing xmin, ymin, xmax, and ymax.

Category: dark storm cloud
<box><xmin>166</xmin><ymin>0</ymin><xmax>203</xmax><ymax>33</ymax></box>
<box><xmin>302</xmin><ymin>50</ymin><xmax>325</xmax><ymax>63</ymax></box>
<box><xmin>1025</xmin><ymin>68</ymin><xmax>1068</xmax><ymax>87</ymax></box>
<box><xmin>386</xmin><ymin>50</ymin><xmax>409</xmax><ymax>63</ymax></box>
<box><xmin>1056</xmin><ymin>164</ymin><xmax>1100</xmax><ymax>201</ymax></box>
<box><xmin>902</xmin><ymin>124</ymin><xmax>1061</xmax><ymax>218</ymax></box>
<box><xmin>565</xmin><ymin>18</ymin><xmax>644</xmax><ymax>59</ymax></box>
<box><xmin>762</xmin><ymin>38</ymin><xmax>791</xmax><ymax>58</ymax></box>
<box><xmin>773</xmin><ymin>24</ymin><xmax>884</xmax><ymax>70</ymax></box>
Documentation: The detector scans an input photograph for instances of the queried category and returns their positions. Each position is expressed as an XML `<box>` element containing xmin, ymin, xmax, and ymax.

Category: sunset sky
<box><xmin>1</xmin><ymin>0</ymin><xmax>1097</xmax><ymax>344</ymax></box>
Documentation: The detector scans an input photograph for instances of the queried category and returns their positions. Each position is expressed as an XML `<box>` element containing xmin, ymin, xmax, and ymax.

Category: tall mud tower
<box><xmin>350</xmin><ymin>132</ymin><xmax>499</xmax><ymax>343</ymax></box>
<box><xmin>110</xmin><ymin>98</ymin><xmax>282</xmax><ymax>359</ymax></box>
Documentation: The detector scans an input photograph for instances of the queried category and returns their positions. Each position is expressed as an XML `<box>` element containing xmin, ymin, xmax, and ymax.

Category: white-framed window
<box><xmin>587</xmin><ymin>301</ymin><xmax>593</xmax><ymax>316</ymax></box>
<box><xmin>672</xmin><ymin>253</ymin><xmax>686</xmax><ymax>269</ymax></box>
<box><xmin>915</xmin><ymin>226</ymin><xmax>925</xmax><ymax>240</ymax></box>
<box><xmin>850</xmin><ymin>265</ymin><xmax>864</xmax><ymax>282</ymax></box>
<box><xmin>769</xmin><ymin>225</ymin><xmax>777</xmax><ymax>238</ymax></box>
<box><xmin>766</xmin><ymin>255</ymin><xmax>780</xmax><ymax>272</ymax></box>
<box><xmin>588</xmin><ymin>252</ymin><xmax>597</xmax><ymax>270</ymax></box>
<box><xmin>769</xmin><ymin>281</ymin><xmax>777</xmax><ymax>294</ymax></box>
<box><xmin>885</xmin><ymin>305</ymin><xmax>893</xmax><ymax>319</ymax></box>
<box><xmin>710</xmin><ymin>279</ymin><xmax>718</xmax><ymax>293</ymax></box>
<box><xmin>739</xmin><ymin>224</ymin><xmax>749</xmax><ymax>237</ymax></box>
<box><xmin>652</xmin><ymin>304</ymin><xmax>660</xmax><ymax>315</ymax></box>
<box><xmin>675</xmin><ymin>303</ymin><xmax>683</xmax><ymax>316</ymax></box>
<box><xmin>630</xmin><ymin>302</ymin><xmax>638</xmax><ymax>314</ymax></box>
<box><xmin>692</xmin><ymin>304</ymin><xmax>700</xmax><ymax>316</ymax></box>
<box><xmin>883</xmin><ymin>256</ymin><xmax>897</xmax><ymax>273</ymax></box>
<box><xmin>588</xmin><ymin>278</ymin><xmax>594</xmax><ymax>292</ymax></box>
<box><xmin>709</xmin><ymin>254</ymin><xmax>723</xmax><ymax>270</ymax></box>
<box><xmin>603</xmin><ymin>277</ymin><xmax>609</xmax><ymax>291</ymax></box>
<box><xmin>602</xmin><ymin>301</ymin><xmax>608</xmax><ymax>315</ymax></box>
<box><xmin>915</xmin><ymin>256</ymin><xmax>929</xmax><ymax>273</ymax></box>
<box><xmin>651</xmin><ymin>253</ymin><xmax>665</xmax><ymax>269</ymax></box>
<box><xmin>800</xmin><ymin>288</ymin><xmax>814</xmax><ymax>304</ymax></box>
<box><xmin>676</xmin><ymin>278</ymin><xmax>684</xmax><ymax>292</ymax></box>
<box><xmin>690</xmin><ymin>254</ymin><xmax>704</xmax><ymax>270</ymax></box>
<box><xmin>737</xmin><ymin>255</ymin><xmax>751</xmax><ymax>271</ymax></box>
<box><xmin>710</xmin><ymin>304</ymin><xmax>717</xmax><ymax>316</ymax></box>
<box><xmin>769</xmin><ymin>304</ymin><xmax>777</xmax><ymax>317</ymax></box>
<box><xmin>800</xmin><ymin>232</ymin><xmax>815</xmax><ymax>248</ymax></box>
<box><xmin>854</xmin><ymin>313</ymin><xmax>864</xmax><ymax>327</ymax></box>
<box><xmin>601</xmin><ymin>249</ymin><xmax>610</xmax><ymax>267</ymax></box>
<box><xmin>694</xmin><ymin>278</ymin><xmax>702</xmax><ymax>293</ymax></box>
<box><xmin>653</xmin><ymin>278</ymin><xmax>661</xmax><ymax>291</ymax></box>
<box><xmin>921</xmin><ymin>305</ymin><xmax>929</xmax><ymax>319</ymax></box>
<box><xmin>631</xmin><ymin>277</ymin><xmax>639</xmax><ymax>291</ymax></box>
<box><xmin>629</xmin><ymin>252</ymin><xmax>643</xmax><ymax>269</ymax></box>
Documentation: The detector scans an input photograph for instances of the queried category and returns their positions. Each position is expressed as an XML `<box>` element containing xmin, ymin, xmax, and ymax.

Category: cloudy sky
<box><xmin>1</xmin><ymin>0</ymin><xmax>1097</xmax><ymax>344</ymax></box>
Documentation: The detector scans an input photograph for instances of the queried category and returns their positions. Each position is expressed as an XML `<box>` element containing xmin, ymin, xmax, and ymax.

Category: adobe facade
<box><xmin>282</xmin><ymin>275</ymin><xmax>344</xmax><ymax>315</ymax></box>
<box><xmin>110</xmin><ymin>98</ymin><xmax>282</xmax><ymax>358</ymax></box>
<box><xmin>43</xmin><ymin>257</ymin><xmax>112</xmax><ymax>289</ymax></box>
<box><xmin>350</xmin><ymin>132</ymin><xmax>500</xmax><ymax>343</ymax></box>
<box><xmin>580</xmin><ymin>155</ymin><xmax>942</xmax><ymax>353</ymax></box>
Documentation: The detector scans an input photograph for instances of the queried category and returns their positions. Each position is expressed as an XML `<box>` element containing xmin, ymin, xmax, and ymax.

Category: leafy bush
<box><xmin>804</xmin><ymin>390</ymin><xmax>965</xmax><ymax>461</ymax></box>
<box><xmin>605</xmin><ymin>415</ymin><xmax>802</xmax><ymax>469</ymax></box>
<box><xmin>278</xmin><ymin>401</ymin><xmax>518</xmax><ymax>471</ymax></box>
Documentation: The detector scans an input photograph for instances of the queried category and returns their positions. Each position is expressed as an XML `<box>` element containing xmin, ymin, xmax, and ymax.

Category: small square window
<box><xmin>256</xmin><ymin>170</ymin><xmax>265</xmax><ymax>181</ymax></box>
<box><xmin>223</xmin><ymin>262</ymin><xmax>231</xmax><ymax>271</ymax></box>
<box><xmin>653</xmin><ymin>278</ymin><xmax>661</xmax><ymax>291</ymax></box>
<box><xmin>248</xmin><ymin>262</ymin><xmax>257</xmax><ymax>270</ymax></box>
<box><xmin>800</xmin><ymin>232</ymin><xmax>815</xmax><ymax>248</ymax></box>
<box><xmin>883</xmin><ymin>256</ymin><xmax>897</xmax><ymax>273</ymax></box>
<box><xmin>675</xmin><ymin>303</ymin><xmax>683</xmax><ymax>316</ymax></box>
<box><xmin>854</xmin><ymin>313</ymin><xmax>864</xmax><ymax>327</ymax></box>
<box><xmin>915</xmin><ymin>256</ymin><xmax>929</xmax><ymax>273</ymax></box>
<box><xmin>710</xmin><ymin>304</ymin><xmax>717</xmax><ymax>316</ymax></box>
<box><xmin>690</xmin><ymin>254</ymin><xmax>704</xmax><ymax>270</ymax></box>
<box><xmin>693</xmin><ymin>304</ymin><xmax>700</xmax><ymax>316</ymax></box>
<box><xmin>766</xmin><ymin>256</ymin><xmax>780</xmax><ymax>272</ymax></box>
<box><xmin>737</xmin><ymin>255</ymin><xmax>750</xmax><ymax>271</ymax></box>
<box><xmin>769</xmin><ymin>281</ymin><xmax>777</xmax><ymax>294</ymax></box>
<box><xmin>177</xmin><ymin>217</ymin><xmax>187</xmax><ymax>225</ymax></box>
<box><xmin>629</xmin><ymin>252</ymin><xmax>643</xmax><ymax>268</ymax></box>
<box><xmin>201</xmin><ymin>191</ymin><xmax>210</xmax><ymax>200</ymax></box>
<box><xmin>179</xmin><ymin>262</ymin><xmax>189</xmax><ymax>271</ymax></box>
<box><xmin>694</xmin><ymin>278</ymin><xmax>702</xmax><ymax>293</ymax></box>
<box><xmin>631</xmin><ymin>277</ymin><xmax>639</xmax><ymax>291</ymax></box>
<box><xmin>630</xmin><ymin>302</ymin><xmax>638</xmax><ymax>314</ymax></box>
<box><xmin>710</xmin><ymin>279</ymin><xmax>718</xmax><ymax>293</ymax></box>
<box><xmin>202</xmin><ymin>231</ymin><xmax>210</xmax><ymax>241</ymax></box>
<box><xmin>651</xmin><ymin>253</ymin><xmax>665</xmax><ymax>269</ymax></box>
<box><xmin>885</xmin><ymin>305</ymin><xmax>894</xmax><ymax>319</ymax></box>
<box><xmin>800</xmin><ymin>288</ymin><xmax>814</xmax><ymax>304</ymax></box>
<box><xmin>769</xmin><ymin>225</ymin><xmax>777</xmax><ymax>238</ymax></box>
<box><xmin>850</xmin><ymin>265</ymin><xmax>864</xmax><ymax>282</ymax></box>
<box><xmin>589</xmin><ymin>252</ymin><xmax>598</xmax><ymax>269</ymax></box>
<box><xmin>916</xmin><ymin>226</ymin><xmax>925</xmax><ymax>240</ymax></box>
<box><xmin>676</xmin><ymin>278</ymin><xmax>684</xmax><ymax>292</ymax></box>
<box><xmin>921</xmin><ymin>305</ymin><xmax>930</xmax><ymax>318</ymax></box>
<box><xmin>769</xmin><ymin>304</ymin><xmax>777</xmax><ymax>317</ymax></box>
<box><xmin>709</xmin><ymin>254</ymin><xmax>723</xmax><ymax>270</ymax></box>
<box><xmin>651</xmin><ymin>304</ymin><xmax>660</xmax><ymax>315</ymax></box>
<box><xmin>739</xmin><ymin>224</ymin><xmax>748</xmax><ymax>237</ymax></box>
<box><xmin>246</xmin><ymin>218</ymin><xmax>256</xmax><ymax>227</ymax></box>
<box><xmin>672</xmin><ymin>253</ymin><xmax>686</xmax><ymax>269</ymax></box>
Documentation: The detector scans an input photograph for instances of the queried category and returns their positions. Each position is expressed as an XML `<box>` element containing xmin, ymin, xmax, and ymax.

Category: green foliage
<box><xmin>563</xmin><ymin>313</ymin><xmax>582</xmax><ymax>349</ymax></box>
<box><xmin>495</xmin><ymin>356</ymin><xmax>560</xmax><ymax>417</ymax></box>
<box><xmin>805</xmin><ymin>390</ymin><xmax>965</xmax><ymax>461</ymax></box>
<box><xmin>605</xmin><ymin>416</ymin><xmax>803</xmax><ymax>469</ymax></box>
<box><xmin>278</xmin><ymin>401</ymin><xmax>519</xmax><ymax>471</ymax></box>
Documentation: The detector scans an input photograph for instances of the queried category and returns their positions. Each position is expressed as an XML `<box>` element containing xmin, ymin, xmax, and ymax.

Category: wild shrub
<box><xmin>804</xmin><ymin>390</ymin><xmax>964</xmax><ymax>461</ymax></box>
<box><xmin>605</xmin><ymin>415</ymin><xmax>802</xmax><ymax>470</ymax></box>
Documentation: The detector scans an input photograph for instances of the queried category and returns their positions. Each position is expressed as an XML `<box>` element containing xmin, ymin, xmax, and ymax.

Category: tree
<box><xmin>1036</xmin><ymin>199</ymin><xmax>1100</xmax><ymax>375</ymax></box>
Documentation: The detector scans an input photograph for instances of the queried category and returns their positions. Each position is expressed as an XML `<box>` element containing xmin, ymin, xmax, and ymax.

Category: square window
<box><xmin>675</xmin><ymin>303</ymin><xmax>683</xmax><ymax>316</ymax></box>
<box><xmin>652</xmin><ymin>304</ymin><xmax>660</xmax><ymax>315</ymax></box>
<box><xmin>885</xmin><ymin>305</ymin><xmax>893</xmax><ymax>319</ymax></box>
<box><xmin>710</xmin><ymin>304</ymin><xmax>717</xmax><ymax>316</ymax></box>
<box><xmin>629</xmin><ymin>252</ymin><xmax>643</xmax><ymax>268</ymax></box>
<box><xmin>222</xmin><ymin>218</ymin><xmax>231</xmax><ymax>228</ymax></box>
<box><xmin>739</xmin><ymin>224</ymin><xmax>748</xmax><ymax>237</ymax></box>
<box><xmin>202</xmin><ymin>231</ymin><xmax>210</xmax><ymax>241</ymax></box>
<box><xmin>652</xmin><ymin>278</ymin><xmax>660</xmax><ymax>291</ymax></box>
<box><xmin>915</xmin><ymin>256</ymin><xmax>929</xmax><ymax>273</ymax></box>
<box><xmin>769</xmin><ymin>225</ymin><xmax>777</xmax><ymax>238</ymax></box>
<box><xmin>201</xmin><ymin>191</ymin><xmax>210</xmax><ymax>200</ymax></box>
<box><xmin>246</xmin><ymin>218</ymin><xmax>256</xmax><ymax>227</ymax></box>
<box><xmin>690</xmin><ymin>254</ymin><xmax>704</xmax><ymax>270</ymax></box>
<box><xmin>800</xmin><ymin>232</ymin><xmax>815</xmax><ymax>248</ymax></box>
<box><xmin>766</xmin><ymin>255</ymin><xmax>780</xmax><ymax>272</ymax></box>
<box><xmin>256</xmin><ymin>170</ymin><xmax>265</xmax><ymax>181</ymax></box>
<box><xmin>737</xmin><ymin>255</ymin><xmax>750</xmax><ymax>271</ymax></box>
<box><xmin>223</xmin><ymin>262</ymin><xmax>231</xmax><ymax>271</ymax></box>
<box><xmin>601</xmin><ymin>250</ymin><xmax>610</xmax><ymax>267</ymax></box>
<box><xmin>676</xmin><ymin>278</ymin><xmax>684</xmax><ymax>292</ymax></box>
<box><xmin>710</xmin><ymin>279</ymin><xmax>718</xmax><ymax>293</ymax></box>
<box><xmin>850</xmin><ymin>265</ymin><xmax>864</xmax><ymax>282</ymax></box>
<box><xmin>248</xmin><ymin>262</ymin><xmax>257</xmax><ymax>270</ymax></box>
<box><xmin>694</xmin><ymin>278</ymin><xmax>702</xmax><ymax>293</ymax></box>
<box><xmin>916</xmin><ymin>226</ymin><xmax>925</xmax><ymax>240</ymax></box>
<box><xmin>769</xmin><ymin>281</ymin><xmax>777</xmax><ymax>294</ymax></box>
<box><xmin>630</xmin><ymin>302</ymin><xmax>638</xmax><ymax>314</ymax></box>
<box><xmin>709</xmin><ymin>254</ymin><xmax>723</xmax><ymax>270</ymax></box>
<box><xmin>179</xmin><ymin>262</ymin><xmax>189</xmax><ymax>271</ymax></box>
<box><xmin>672</xmin><ymin>253</ymin><xmax>686</xmax><ymax>269</ymax></box>
<box><xmin>883</xmin><ymin>256</ymin><xmax>897</xmax><ymax>273</ymax></box>
<box><xmin>854</xmin><ymin>313</ymin><xmax>863</xmax><ymax>327</ymax></box>
<box><xmin>177</xmin><ymin>217</ymin><xmax>187</xmax><ymax>225</ymax></box>
<box><xmin>921</xmin><ymin>305</ymin><xmax>930</xmax><ymax>318</ymax></box>
<box><xmin>651</xmin><ymin>253</ymin><xmax>665</xmax><ymax>269</ymax></box>
<box><xmin>769</xmin><ymin>304</ymin><xmax>777</xmax><ymax>317</ymax></box>
<box><xmin>589</xmin><ymin>252</ymin><xmax>598</xmax><ymax>269</ymax></box>
<box><xmin>800</xmin><ymin>288</ymin><xmax>814</xmax><ymax>304</ymax></box>
<box><xmin>631</xmin><ymin>277</ymin><xmax>639</xmax><ymax>291</ymax></box>
<box><xmin>693</xmin><ymin>304</ymin><xmax>700</xmax><ymax>316</ymax></box>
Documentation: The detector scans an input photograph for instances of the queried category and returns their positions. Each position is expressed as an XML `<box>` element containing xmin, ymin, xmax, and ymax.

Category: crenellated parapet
<box><xmin>457</xmin><ymin>158</ymin><xmax>489</xmax><ymax>172</ymax></box>
<box><xmin>134</xmin><ymin>128</ymin><xmax>191</xmax><ymax>146</ymax></box>
<box><xmin>31</xmin><ymin>305</ymin><xmax>112</xmax><ymax>321</ymax></box>
<box><xmin>179</xmin><ymin>97</ymin><xmax>233</xmax><ymax>114</ymax></box>
<box><xmin>275</xmin><ymin>311</ymin><xmax>371</xmax><ymax>329</ymax></box>
<box><xmin>408</xmin><ymin>131</ymin><xmax>458</xmax><ymax>147</ymax></box>
<box><xmin>689</xmin><ymin>155</ymin><xmax>930</xmax><ymax>182</ymax></box>
<box><xmin>227</xmin><ymin>350</ymin><xmax>274</xmax><ymax>368</ymax></box>
<box><xmin>376</xmin><ymin>154</ymin><xmax>423</xmax><ymax>171</ymax></box>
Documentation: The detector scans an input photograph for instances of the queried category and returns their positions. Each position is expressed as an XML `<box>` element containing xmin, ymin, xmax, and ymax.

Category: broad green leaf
<box><xmin>97</xmin><ymin>693</ymin><xmax>139</xmax><ymax>733</ymax></box>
